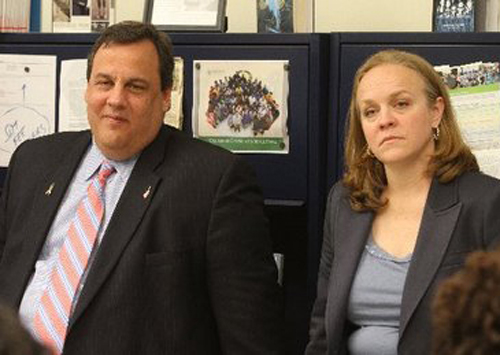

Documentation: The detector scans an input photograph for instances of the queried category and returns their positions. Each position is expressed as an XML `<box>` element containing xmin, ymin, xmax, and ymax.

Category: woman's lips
<box><xmin>380</xmin><ymin>136</ymin><xmax>402</xmax><ymax>146</ymax></box>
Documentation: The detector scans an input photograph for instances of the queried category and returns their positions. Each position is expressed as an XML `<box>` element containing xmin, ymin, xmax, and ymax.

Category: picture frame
<box><xmin>433</xmin><ymin>0</ymin><xmax>476</xmax><ymax>32</ymax></box>
<box><xmin>257</xmin><ymin>0</ymin><xmax>293</xmax><ymax>33</ymax></box>
<box><xmin>192</xmin><ymin>60</ymin><xmax>290</xmax><ymax>154</ymax></box>
<box><xmin>144</xmin><ymin>0</ymin><xmax>227</xmax><ymax>32</ymax></box>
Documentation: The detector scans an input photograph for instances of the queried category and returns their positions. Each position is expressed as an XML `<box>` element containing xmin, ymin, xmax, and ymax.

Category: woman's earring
<box><xmin>433</xmin><ymin>126</ymin><xmax>440</xmax><ymax>141</ymax></box>
<box><xmin>366</xmin><ymin>146</ymin><xmax>375</xmax><ymax>158</ymax></box>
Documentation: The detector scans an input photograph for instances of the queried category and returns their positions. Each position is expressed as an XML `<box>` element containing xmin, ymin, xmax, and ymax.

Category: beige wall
<box><xmin>116</xmin><ymin>0</ymin><xmax>146</xmax><ymax>22</ymax></box>
<box><xmin>315</xmin><ymin>0</ymin><xmax>433</xmax><ymax>32</ymax></box>
<box><xmin>227</xmin><ymin>0</ymin><xmax>257</xmax><ymax>32</ymax></box>
<box><xmin>41</xmin><ymin>0</ymin><xmax>432</xmax><ymax>33</ymax></box>
<box><xmin>41</xmin><ymin>0</ymin><xmax>51</xmax><ymax>31</ymax></box>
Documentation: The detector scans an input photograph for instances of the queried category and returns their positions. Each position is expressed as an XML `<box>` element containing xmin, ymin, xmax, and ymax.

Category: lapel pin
<box><xmin>45</xmin><ymin>183</ymin><xmax>55</xmax><ymax>196</ymax></box>
<box><xmin>143</xmin><ymin>186</ymin><xmax>152</xmax><ymax>199</ymax></box>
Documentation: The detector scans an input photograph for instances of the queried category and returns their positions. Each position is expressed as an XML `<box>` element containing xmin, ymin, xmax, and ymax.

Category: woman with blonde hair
<box><xmin>306</xmin><ymin>49</ymin><xmax>500</xmax><ymax>354</ymax></box>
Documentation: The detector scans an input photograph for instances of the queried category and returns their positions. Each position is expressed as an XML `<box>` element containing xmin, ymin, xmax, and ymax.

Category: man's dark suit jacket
<box><xmin>306</xmin><ymin>172</ymin><xmax>500</xmax><ymax>355</ymax></box>
<box><xmin>0</xmin><ymin>126</ymin><xmax>283</xmax><ymax>354</ymax></box>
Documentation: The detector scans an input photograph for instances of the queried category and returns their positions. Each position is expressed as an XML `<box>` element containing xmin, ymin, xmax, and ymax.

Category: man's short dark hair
<box><xmin>86</xmin><ymin>21</ymin><xmax>174</xmax><ymax>91</ymax></box>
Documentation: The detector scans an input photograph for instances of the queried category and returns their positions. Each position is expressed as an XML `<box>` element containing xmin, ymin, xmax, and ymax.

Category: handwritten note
<box><xmin>59</xmin><ymin>59</ymin><xmax>90</xmax><ymax>132</ymax></box>
<box><xmin>164</xmin><ymin>57</ymin><xmax>184</xmax><ymax>129</ymax></box>
<box><xmin>0</xmin><ymin>54</ymin><xmax>56</xmax><ymax>166</ymax></box>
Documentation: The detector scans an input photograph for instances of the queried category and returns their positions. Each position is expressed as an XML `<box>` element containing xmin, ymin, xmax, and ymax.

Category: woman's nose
<box><xmin>378</xmin><ymin>107</ymin><xmax>395</xmax><ymax>129</ymax></box>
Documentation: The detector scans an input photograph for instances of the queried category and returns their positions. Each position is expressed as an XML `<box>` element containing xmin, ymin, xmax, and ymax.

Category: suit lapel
<box><xmin>399</xmin><ymin>178</ymin><xmax>462</xmax><ymax>337</ymax></box>
<box><xmin>70</xmin><ymin>128</ymin><xmax>170</xmax><ymax>326</ymax></box>
<box><xmin>10</xmin><ymin>133</ymin><xmax>91</xmax><ymax>305</ymax></box>
<box><xmin>327</xmin><ymin>198</ymin><xmax>373</xmax><ymax>350</ymax></box>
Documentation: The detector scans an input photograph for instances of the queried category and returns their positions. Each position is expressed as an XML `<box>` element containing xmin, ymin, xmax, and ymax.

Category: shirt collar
<box><xmin>84</xmin><ymin>141</ymin><xmax>139</xmax><ymax>182</ymax></box>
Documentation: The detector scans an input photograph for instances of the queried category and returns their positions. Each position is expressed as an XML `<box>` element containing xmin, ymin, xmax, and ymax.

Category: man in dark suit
<box><xmin>0</xmin><ymin>21</ymin><xmax>283</xmax><ymax>354</ymax></box>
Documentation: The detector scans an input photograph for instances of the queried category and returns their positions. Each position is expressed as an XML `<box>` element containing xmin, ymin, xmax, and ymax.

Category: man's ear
<box><xmin>162</xmin><ymin>88</ymin><xmax>172</xmax><ymax>113</ymax></box>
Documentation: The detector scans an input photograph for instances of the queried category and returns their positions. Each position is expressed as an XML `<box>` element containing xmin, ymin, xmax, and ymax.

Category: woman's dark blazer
<box><xmin>306</xmin><ymin>172</ymin><xmax>500</xmax><ymax>355</ymax></box>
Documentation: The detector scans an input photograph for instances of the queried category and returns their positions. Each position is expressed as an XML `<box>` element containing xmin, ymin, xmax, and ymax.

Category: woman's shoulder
<box><xmin>327</xmin><ymin>180</ymin><xmax>350</xmax><ymax>202</ymax></box>
<box><xmin>456</xmin><ymin>171</ymin><xmax>500</xmax><ymax>200</ymax></box>
<box><xmin>457</xmin><ymin>171</ymin><xmax>500</xmax><ymax>189</ymax></box>
<box><xmin>325</xmin><ymin>181</ymin><xmax>361</xmax><ymax>217</ymax></box>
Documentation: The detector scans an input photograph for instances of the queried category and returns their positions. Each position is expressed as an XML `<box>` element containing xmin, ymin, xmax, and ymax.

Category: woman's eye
<box><xmin>363</xmin><ymin>109</ymin><xmax>376</xmax><ymax>118</ymax></box>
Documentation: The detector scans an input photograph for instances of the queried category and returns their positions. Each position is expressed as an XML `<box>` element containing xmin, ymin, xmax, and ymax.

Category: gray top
<box><xmin>347</xmin><ymin>236</ymin><xmax>411</xmax><ymax>355</ymax></box>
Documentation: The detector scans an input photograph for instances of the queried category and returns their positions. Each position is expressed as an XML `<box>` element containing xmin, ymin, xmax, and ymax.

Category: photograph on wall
<box><xmin>257</xmin><ymin>0</ymin><xmax>293</xmax><ymax>33</ymax></box>
<box><xmin>0</xmin><ymin>0</ymin><xmax>31</xmax><ymax>32</ymax></box>
<box><xmin>164</xmin><ymin>57</ymin><xmax>184</xmax><ymax>130</ymax></box>
<box><xmin>145</xmin><ymin>0</ymin><xmax>226</xmax><ymax>32</ymax></box>
<box><xmin>435</xmin><ymin>61</ymin><xmax>500</xmax><ymax>178</ymax></box>
<box><xmin>91</xmin><ymin>0</ymin><xmax>113</xmax><ymax>32</ymax></box>
<box><xmin>193</xmin><ymin>60</ymin><xmax>289</xmax><ymax>154</ymax></box>
<box><xmin>53</xmin><ymin>0</ymin><xmax>71</xmax><ymax>23</ymax></box>
<box><xmin>433</xmin><ymin>0</ymin><xmax>475</xmax><ymax>32</ymax></box>
<box><xmin>53</xmin><ymin>0</ymin><xmax>115</xmax><ymax>32</ymax></box>
<box><xmin>73</xmin><ymin>0</ymin><xmax>90</xmax><ymax>16</ymax></box>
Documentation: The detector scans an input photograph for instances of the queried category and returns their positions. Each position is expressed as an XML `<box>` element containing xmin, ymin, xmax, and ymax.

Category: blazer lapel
<box><xmin>9</xmin><ymin>133</ymin><xmax>90</xmax><ymax>305</ymax></box>
<box><xmin>326</xmin><ymin>199</ymin><xmax>373</xmax><ymax>351</ymax></box>
<box><xmin>69</xmin><ymin>128</ymin><xmax>170</xmax><ymax>326</ymax></box>
<box><xmin>399</xmin><ymin>178</ymin><xmax>462</xmax><ymax>337</ymax></box>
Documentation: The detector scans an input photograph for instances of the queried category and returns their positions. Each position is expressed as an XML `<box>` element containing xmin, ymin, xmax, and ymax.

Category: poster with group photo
<box><xmin>193</xmin><ymin>60</ymin><xmax>289</xmax><ymax>154</ymax></box>
<box><xmin>435</xmin><ymin>61</ymin><xmax>500</xmax><ymax>178</ymax></box>
<box><xmin>433</xmin><ymin>0</ymin><xmax>475</xmax><ymax>32</ymax></box>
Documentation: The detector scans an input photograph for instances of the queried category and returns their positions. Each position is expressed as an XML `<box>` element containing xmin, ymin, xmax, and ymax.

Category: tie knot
<box><xmin>98</xmin><ymin>161</ymin><xmax>116</xmax><ymax>186</ymax></box>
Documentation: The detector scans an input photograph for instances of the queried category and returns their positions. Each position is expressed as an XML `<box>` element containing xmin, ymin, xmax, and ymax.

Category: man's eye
<box><xmin>395</xmin><ymin>100</ymin><xmax>409</xmax><ymax>108</ymax></box>
<box><xmin>128</xmin><ymin>84</ymin><xmax>146</xmax><ymax>93</ymax></box>
<box><xmin>95</xmin><ymin>80</ymin><xmax>112</xmax><ymax>88</ymax></box>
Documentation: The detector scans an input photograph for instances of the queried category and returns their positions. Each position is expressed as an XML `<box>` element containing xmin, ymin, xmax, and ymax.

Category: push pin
<box><xmin>45</xmin><ymin>183</ymin><xmax>55</xmax><ymax>196</ymax></box>
<box><xmin>143</xmin><ymin>186</ymin><xmax>152</xmax><ymax>199</ymax></box>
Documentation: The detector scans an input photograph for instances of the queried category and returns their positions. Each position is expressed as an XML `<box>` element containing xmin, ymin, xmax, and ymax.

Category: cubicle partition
<box><xmin>0</xmin><ymin>32</ymin><xmax>331</xmax><ymax>354</ymax></box>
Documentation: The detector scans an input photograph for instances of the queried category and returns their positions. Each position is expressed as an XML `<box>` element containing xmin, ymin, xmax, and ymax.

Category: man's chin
<box><xmin>95</xmin><ymin>138</ymin><xmax>131</xmax><ymax>160</ymax></box>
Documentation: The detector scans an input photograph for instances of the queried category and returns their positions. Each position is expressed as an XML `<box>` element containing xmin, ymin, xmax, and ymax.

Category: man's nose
<box><xmin>106</xmin><ymin>85</ymin><xmax>126</xmax><ymax>107</ymax></box>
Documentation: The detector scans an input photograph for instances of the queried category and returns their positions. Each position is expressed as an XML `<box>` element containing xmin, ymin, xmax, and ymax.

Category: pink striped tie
<box><xmin>33</xmin><ymin>161</ymin><xmax>115</xmax><ymax>354</ymax></box>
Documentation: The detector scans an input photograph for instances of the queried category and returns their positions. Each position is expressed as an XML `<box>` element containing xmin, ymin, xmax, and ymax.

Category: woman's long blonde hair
<box><xmin>343</xmin><ymin>50</ymin><xmax>478</xmax><ymax>211</ymax></box>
